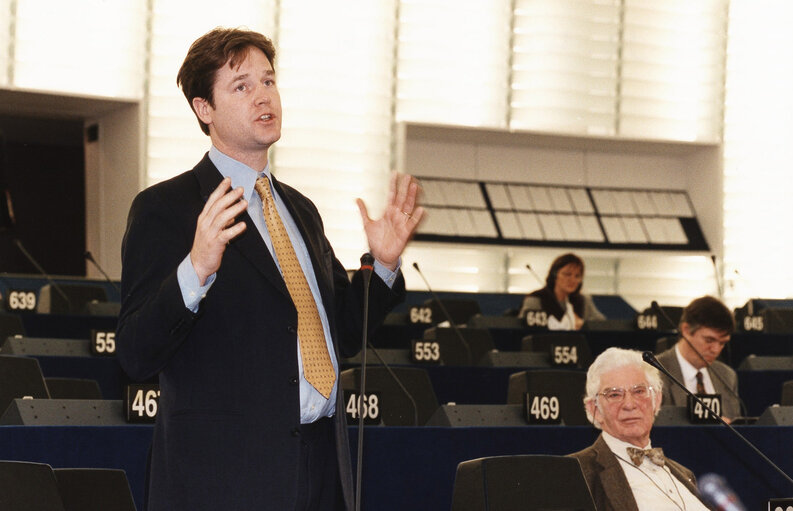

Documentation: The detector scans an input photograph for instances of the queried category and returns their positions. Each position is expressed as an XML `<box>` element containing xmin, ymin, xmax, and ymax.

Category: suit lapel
<box><xmin>192</xmin><ymin>155</ymin><xmax>291</xmax><ymax>300</ymax></box>
<box><xmin>593</xmin><ymin>436</ymin><xmax>640</xmax><ymax>511</ymax></box>
<box><xmin>666</xmin><ymin>355</ymin><xmax>689</xmax><ymax>406</ymax></box>
<box><xmin>595</xmin><ymin>434</ymin><xmax>706</xmax><ymax>511</ymax></box>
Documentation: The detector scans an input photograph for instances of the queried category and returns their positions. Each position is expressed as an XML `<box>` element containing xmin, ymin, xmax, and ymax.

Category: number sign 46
<box><xmin>124</xmin><ymin>384</ymin><xmax>161</xmax><ymax>423</ymax></box>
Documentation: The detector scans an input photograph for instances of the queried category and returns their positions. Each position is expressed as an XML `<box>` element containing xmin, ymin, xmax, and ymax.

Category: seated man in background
<box><xmin>518</xmin><ymin>253</ymin><xmax>604</xmax><ymax>330</ymax></box>
<box><xmin>570</xmin><ymin>347</ymin><xmax>709</xmax><ymax>511</ymax></box>
<box><xmin>656</xmin><ymin>296</ymin><xmax>740</xmax><ymax>422</ymax></box>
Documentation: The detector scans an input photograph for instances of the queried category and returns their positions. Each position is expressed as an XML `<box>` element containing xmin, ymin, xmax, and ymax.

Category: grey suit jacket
<box><xmin>570</xmin><ymin>434</ymin><xmax>701</xmax><ymax>511</ymax></box>
<box><xmin>656</xmin><ymin>345</ymin><xmax>741</xmax><ymax>419</ymax></box>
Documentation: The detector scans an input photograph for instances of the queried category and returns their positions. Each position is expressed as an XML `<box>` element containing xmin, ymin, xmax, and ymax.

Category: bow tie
<box><xmin>626</xmin><ymin>447</ymin><xmax>665</xmax><ymax>467</ymax></box>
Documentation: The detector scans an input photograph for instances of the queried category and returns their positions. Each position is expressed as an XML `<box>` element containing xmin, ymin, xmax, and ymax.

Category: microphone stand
<box><xmin>525</xmin><ymin>263</ymin><xmax>545</xmax><ymax>287</ymax></box>
<box><xmin>84</xmin><ymin>250</ymin><xmax>121</xmax><ymax>294</ymax></box>
<box><xmin>710</xmin><ymin>255</ymin><xmax>725</xmax><ymax>301</ymax></box>
<box><xmin>365</xmin><ymin>341</ymin><xmax>419</xmax><ymax>426</ymax></box>
<box><xmin>355</xmin><ymin>253</ymin><xmax>374</xmax><ymax>511</ymax></box>
<box><xmin>13</xmin><ymin>237</ymin><xmax>72</xmax><ymax>311</ymax></box>
<box><xmin>643</xmin><ymin>351</ymin><xmax>793</xmax><ymax>489</ymax></box>
<box><xmin>412</xmin><ymin>262</ymin><xmax>473</xmax><ymax>364</ymax></box>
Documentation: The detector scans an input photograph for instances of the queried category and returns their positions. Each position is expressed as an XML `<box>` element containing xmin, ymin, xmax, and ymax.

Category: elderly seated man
<box><xmin>569</xmin><ymin>347</ymin><xmax>710</xmax><ymax>511</ymax></box>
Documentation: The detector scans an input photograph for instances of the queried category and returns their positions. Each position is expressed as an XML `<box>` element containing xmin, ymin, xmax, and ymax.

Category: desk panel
<box><xmin>2</xmin><ymin>424</ymin><xmax>790</xmax><ymax>511</ymax></box>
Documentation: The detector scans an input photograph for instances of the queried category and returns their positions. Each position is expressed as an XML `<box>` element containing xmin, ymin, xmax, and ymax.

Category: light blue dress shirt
<box><xmin>177</xmin><ymin>146</ymin><xmax>399</xmax><ymax>423</ymax></box>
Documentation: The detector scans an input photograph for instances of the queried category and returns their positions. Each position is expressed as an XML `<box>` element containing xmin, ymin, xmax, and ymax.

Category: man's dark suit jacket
<box><xmin>656</xmin><ymin>346</ymin><xmax>740</xmax><ymax>419</ymax></box>
<box><xmin>117</xmin><ymin>154</ymin><xmax>404</xmax><ymax>511</ymax></box>
<box><xmin>570</xmin><ymin>434</ymin><xmax>700</xmax><ymax>511</ymax></box>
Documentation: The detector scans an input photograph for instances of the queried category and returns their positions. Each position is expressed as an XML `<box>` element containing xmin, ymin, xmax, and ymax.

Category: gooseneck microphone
<box><xmin>355</xmin><ymin>253</ymin><xmax>374</xmax><ymax>511</ymax></box>
<box><xmin>14</xmin><ymin>238</ymin><xmax>72</xmax><ymax>311</ymax></box>
<box><xmin>412</xmin><ymin>262</ymin><xmax>472</xmax><ymax>364</ymax></box>
<box><xmin>710</xmin><ymin>255</ymin><xmax>724</xmax><ymax>300</ymax></box>
<box><xmin>650</xmin><ymin>301</ymin><xmax>747</xmax><ymax>417</ymax></box>
<box><xmin>526</xmin><ymin>263</ymin><xmax>545</xmax><ymax>287</ymax></box>
<box><xmin>643</xmin><ymin>351</ymin><xmax>793</xmax><ymax>488</ymax></box>
<box><xmin>356</xmin><ymin>257</ymin><xmax>419</xmax><ymax>428</ymax></box>
<box><xmin>84</xmin><ymin>250</ymin><xmax>121</xmax><ymax>294</ymax></box>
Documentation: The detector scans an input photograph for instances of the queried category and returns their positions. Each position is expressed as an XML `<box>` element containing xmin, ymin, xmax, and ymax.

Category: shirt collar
<box><xmin>208</xmin><ymin>146</ymin><xmax>272</xmax><ymax>203</ymax></box>
<box><xmin>674</xmin><ymin>343</ymin><xmax>700</xmax><ymax>384</ymax></box>
<box><xmin>602</xmin><ymin>430</ymin><xmax>652</xmax><ymax>454</ymax></box>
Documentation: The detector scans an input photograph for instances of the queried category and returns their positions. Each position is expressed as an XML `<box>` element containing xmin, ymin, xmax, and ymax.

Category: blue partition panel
<box><xmin>2</xmin><ymin>424</ymin><xmax>791</xmax><ymax>511</ymax></box>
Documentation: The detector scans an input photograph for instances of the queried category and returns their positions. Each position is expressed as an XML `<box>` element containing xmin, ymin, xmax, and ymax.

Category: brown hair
<box><xmin>545</xmin><ymin>253</ymin><xmax>585</xmax><ymax>294</ymax></box>
<box><xmin>680</xmin><ymin>295</ymin><xmax>735</xmax><ymax>335</ymax></box>
<box><xmin>176</xmin><ymin>27</ymin><xmax>277</xmax><ymax>135</ymax></box>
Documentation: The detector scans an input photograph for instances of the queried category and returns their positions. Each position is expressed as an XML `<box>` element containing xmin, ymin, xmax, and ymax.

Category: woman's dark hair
<box><xmin>176</xmin><ymin>27</ymin><xmax>277</xmax><ymax>135</ymax></box>
<box><xmin>545</xmin><ymin>252</ymin><xmax>585</xmax><ymax>297</ymax></box>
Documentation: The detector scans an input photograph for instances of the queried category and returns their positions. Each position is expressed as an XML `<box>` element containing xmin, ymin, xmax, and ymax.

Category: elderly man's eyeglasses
<box><xmin>597</xmin><ymin>384</ymin><xmax>655</xmax><ymax>404</ymax></box>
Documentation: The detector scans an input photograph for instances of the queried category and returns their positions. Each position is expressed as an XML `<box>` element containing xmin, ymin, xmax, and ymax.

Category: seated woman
<box><xmin>519</xmin><ymin>253</ymin><xmax>604</xmax><ymax>330</ymax></box>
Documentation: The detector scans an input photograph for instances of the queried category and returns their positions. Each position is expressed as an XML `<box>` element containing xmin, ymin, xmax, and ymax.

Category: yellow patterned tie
<box><xmin>254</xmin><ymin>176</ymin><xmax>335</xmax><ymax>399</ymax></box>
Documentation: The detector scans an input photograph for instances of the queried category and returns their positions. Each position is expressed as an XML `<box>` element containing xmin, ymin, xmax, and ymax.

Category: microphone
<box><xmin>356</xmin><ymin>254</ymin><xmax>419</xmax><ymax>427</ymax></box>
<box><xmin>711</xmin><ymin>255</ymin><xmax>724</xmax><ymax>300</ymax></box>
<box><xmin>526</xmin><ymin>263</ymin><xmax>545</xmax><ymax>287</ymax></box>
<box><xmin>355</xmin><ymin>253</ymin><xmax>374</xmax><ymax>511</ymax></box>
<box><xmin>650</xmin><ymin>301</ymin><xmax>748</xmax><ymax>417</ymax></box>
<box><xmin>412</xmin><ymin>262</ymin><xmax>473</xmax><ymax>364</ymax></box>
<box><xmin>698</xmin><ymin>473</ymin><xmax>746</xmax><ymax>511</ymax></box>
<box><xmin>643</xmin><ymin>351</ymin><xmax>793</xmax><ymax>488</ymax></box>
<box><xmin>84</xmin><ymin>250</ymin><xmax>121</xmax><ymax>294</ymax></box>
<box><xmin>13</xmin><ymin>238</ymin><xmax>72</xmax><ymax>312</ymax></box>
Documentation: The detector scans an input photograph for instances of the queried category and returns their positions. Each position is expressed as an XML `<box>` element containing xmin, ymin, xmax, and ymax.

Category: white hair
<box><xmin>583</xmin><ymin>347</ymin><xmax>663</xmax><ymax>428</ymax></box>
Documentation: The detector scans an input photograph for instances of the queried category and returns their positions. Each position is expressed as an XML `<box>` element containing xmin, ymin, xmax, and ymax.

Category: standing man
<box><xmin>117</xmin><ymin>27</ymin><xmax>423</xmax><ymax>511</ymax></box>
<box><xmin>655</xmin><ymin>296</ymin><xmax>740</xmax><ymax>421</ymax></box>
<box><xmin>570</xmin><ymin>348</ymin><xmax>710</xmax><ymax>510</ymax></box>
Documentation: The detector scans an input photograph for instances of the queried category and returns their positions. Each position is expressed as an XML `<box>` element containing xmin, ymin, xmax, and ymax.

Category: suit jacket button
<box><xmin>291</xmin><ymin>427</ymin><xmax>300</xmax><ymax>437</ymax></box>
<box><xmin>289</xmin><ymin>376</ymin><xmax>298</xmax><ymax>385</ymax></box>
<box><xmin>287</xmin><ymin>325</ymin><xmax>296</xmax><ymax>334</ymax></box>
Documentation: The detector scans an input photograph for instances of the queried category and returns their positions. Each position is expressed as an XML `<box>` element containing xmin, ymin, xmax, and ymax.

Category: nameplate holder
<box><xmin>635</xmin><ymin>313</ymin><xmax>659</xmax><ymax>330</ymax></box>
<box><xmin>741</xmin><ymin>314</ymin><xmax>765</xmax><ymax>332</ymax></box>
<box><xmin>524</xmin><ymin>309</ymin><xmax>549</xmax><ymax>329</ymax></box>
<box><xmin>410</xmin><ymin>339</ymin><xmax>441</xmax><ymax>365</ymax></box>
<box><xmin>344</xmin><ymin>390</ymin><xmax>382</xmax><ymax>425</ymax></box>
<box><xmin>4</xmin><ymin>289</ymin><xmax>37</xmax><ymax>312</ymax></box>
<box><xmin>524</xmin><ymin>393</ymin><xmax>562</xmax><ymax>425</ymax></box>
<box><xmin>408</xmin><ymin>306</ymin><xmax>433</xmax><ymax>324</ymax></box>
<box><xmin>687</xmin><ymin>393</ymin><xmax>721</xmax><ymax>424</ymax></box>
<box><xmin>124</xmin><ymin>383</ymin><xmax>161</xmax><ymax>423</ymax></box>
<box><xmin>90</xmin><ymin>329</ymin><xmax>117</xmax><ymax>356</ymax></box>
<box><xmin>768</xmin><ymin>498</ymin><xmax>793</xmax><ymax>510</ymax></box>
<box><xmin>549</xmin><ymin>342</ymin><xmax>578</xmax><ymax>367</ymax></box>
